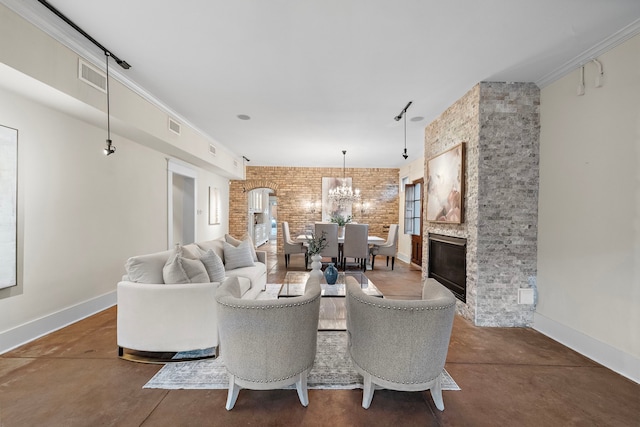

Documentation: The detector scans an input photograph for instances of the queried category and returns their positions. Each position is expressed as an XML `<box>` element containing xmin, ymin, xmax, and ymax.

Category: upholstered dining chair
<box><xmin>370</xmin><ymin>224</ymin><xmax>399</xmax><ymax>270</ymax></box>
<box><xmin>341</xmin><ymin>223</ymin><xmax>369</xmax><ymax>271</ymax></box>
<box><xmin>315</xmin><ymin>222</ymin><xmax>339</xmax><ymax>265</ymax></box>
<box><xmin>346</xmin><ymin>277</ymin><xmax>456</xmax><ymax>410</ymax></box>
<box><xmin>282</xmin><ymin>221</ymin><xmax>307</xmax><ymax>268</ymax></box>
<box><xmin>215</xmin><ymin>276</ymin><xmax>321</xmax><ymax>410</ymax></box>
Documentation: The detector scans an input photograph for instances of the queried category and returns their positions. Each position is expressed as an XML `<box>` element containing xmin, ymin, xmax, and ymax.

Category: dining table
<box><xmin>295</xmin><ymin>234</ymin><xmax>385</xmax><ymax>270</ymax></box>
<box><xmin>294</xmin><ymin>234</ymin><xmax>385</xmax><ymax>245</ymax></box>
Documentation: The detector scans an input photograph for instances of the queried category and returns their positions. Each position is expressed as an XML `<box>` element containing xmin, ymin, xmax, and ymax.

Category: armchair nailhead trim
<box><xmin>228</xmin><ymin>362</ymin><xmax>313</xmax><ymax>384</ymax></box>
<box><xmin>217</xmin><ymin>294</ymin><xmax>320</xmax><ymax>310</ymax></box>
<box><xmin>347</xmin><ymin>290</ymin><xmax>455</xmax><ymax>311</ymax></box>
<box><xmin>351</xmin><ymin>355</ymin><xmax>441</xmax><ymax>385</ymax></box>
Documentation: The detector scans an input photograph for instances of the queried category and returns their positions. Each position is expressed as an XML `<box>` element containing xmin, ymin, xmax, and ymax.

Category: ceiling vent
<box><xmin>209</xmin><ymin>144</ymin><xmax>217</xmax><ymax>156</ymax></box>
<box><xmin>168</xmin><ymin>118</ymin><xmax>181</xmax><ymax>135</ymax></box>
<box><xmin>78</xmin><ymin>59</ymin><xmax>107</xmax><ymax>93</ymax></box>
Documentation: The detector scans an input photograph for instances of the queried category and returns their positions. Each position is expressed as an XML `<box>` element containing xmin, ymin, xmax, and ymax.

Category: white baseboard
<box><xmin>0</xmin><ymin>291</ymin><xmax>117</xmax><ymax>354</ymax></box>
<box><xmin>533</xmin><ymin>312</ymin><xmax>639</xmax><ymax>383</ymax></box>
<box><xmin>397</xmin><ymin>252</ymin><xmax>411</xmax><ymax>264</ymax></box>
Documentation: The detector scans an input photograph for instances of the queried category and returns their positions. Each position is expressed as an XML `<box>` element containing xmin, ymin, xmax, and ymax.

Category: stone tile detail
<box><xmin>230</xmin><ymin>166</ymin><xmax>399</xmax><ymax>252</ymax></box>
<box><xmin>424</xmin><ymin>82</ymin><xmax>540</xmax><ymax>327</ymax></box>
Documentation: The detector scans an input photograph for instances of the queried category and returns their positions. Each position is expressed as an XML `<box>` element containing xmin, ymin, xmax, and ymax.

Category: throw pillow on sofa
<box><xmin>225</xmin><ymin>233</ymin><xmax>259</xmax><ymax>262</ymax></box>
<box><xmin>199</xmin><ymin>248</ymin><xmax>226</xmax><ymax>282</ymax></box>
<box><xmin>163</xmin><ymin>245</ymin><xmax>210</xmax><ymax>284</ymax></box>
<box><xmin>223</xmin><ymin>240</ymin><xmax>255</xmax><ymax>270</ymax></box>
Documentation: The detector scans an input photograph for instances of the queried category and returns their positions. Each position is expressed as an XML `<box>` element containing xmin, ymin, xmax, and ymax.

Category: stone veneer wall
<box><xmin>229</xmin><ymin>166</ymin><xmax>399</xmax><ymax>252</ymax></box>
<box><xmin>424</xmin><ymin>82</ymin><xmax>540</xmax><ymax>327</ymax></box>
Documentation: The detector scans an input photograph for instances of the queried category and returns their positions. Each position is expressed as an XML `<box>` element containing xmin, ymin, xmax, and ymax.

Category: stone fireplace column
<box><xmin>424</xmin><ymin>82</ymin><xmax>540</xmax><ymax>327</ymax></box>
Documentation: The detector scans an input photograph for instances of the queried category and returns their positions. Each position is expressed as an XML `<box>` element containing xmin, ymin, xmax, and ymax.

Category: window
<box><xmin>404</xmin><ymin>182</ymin><xmax>421</xmax><ymax>235</ymax></box>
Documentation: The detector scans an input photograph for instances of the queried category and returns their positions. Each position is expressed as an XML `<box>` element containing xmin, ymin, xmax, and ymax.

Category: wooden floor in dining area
<box><xmin>1</xmin><ymin>241</ymin><xmax>638</xmax><ymax>426</ymax></box>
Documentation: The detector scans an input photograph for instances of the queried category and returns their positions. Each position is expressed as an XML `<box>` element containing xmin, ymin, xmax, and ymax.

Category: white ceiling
<box><xmin>8</xmin><ymin>0</ymin><xmax>640</xmax><ymax>168</ymax></box>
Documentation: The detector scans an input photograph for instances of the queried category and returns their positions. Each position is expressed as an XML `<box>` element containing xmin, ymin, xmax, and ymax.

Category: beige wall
<box><xmin>537</xmin><ymin>34</ymin><xmax>640</xmax><ymax>380</ymax></box>
<box><xmin>0</xmin><ymin>5</ymin><xmax>233</xmax><ymax>351</ymax></box>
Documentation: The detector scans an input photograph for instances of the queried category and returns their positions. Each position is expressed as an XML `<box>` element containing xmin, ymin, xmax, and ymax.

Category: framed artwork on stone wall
<box><xmin>0</xmin><ymin>124</ymin><xmax>18</xmax><ymax>289</ymax></box>
<box><xmin>426</xmin><ymin>143</ymin><xmax>465</xmax><ymax>224</ymax></box>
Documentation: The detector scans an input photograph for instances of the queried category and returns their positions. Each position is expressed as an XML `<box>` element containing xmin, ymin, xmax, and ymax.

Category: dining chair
<box><xmin>315</xmin><ymin>223</ymin><xmax>339</xmax><ymax>265</ymax></box>
<box><xmin>341</xmin><ymin>223</ymin><xmax>369</xmax><ymax>271</ymax></box>
<box><xmin>282</xmin><ymin>221</ymin><xmax>308</xmax><ymax>268</ymax></box>
<box><xmin>370</xmin><ymin>224</ymin><xmax>399</xmax><ymax>270</ymax></box>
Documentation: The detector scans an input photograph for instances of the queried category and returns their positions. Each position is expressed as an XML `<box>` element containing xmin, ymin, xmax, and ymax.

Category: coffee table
<box><xmin>279</xmin><ymin>271</ymin><xmax>383</xmax><ymax>330</ymax></box>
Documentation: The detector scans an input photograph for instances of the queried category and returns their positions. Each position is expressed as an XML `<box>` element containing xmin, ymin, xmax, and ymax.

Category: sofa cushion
<box><xmin>225</xmin><ymin>233</ymin><xmax>258</xmax><ymax>262</ymax></box>
<box><xmin>199</xmin><ymin>248</ymin><xmax>226</xmax><ymax>283</ymax></box>
<box><xmin>197</xmin><ymin>239</ymin><xmax>225</xmax><ymax>263</ymax></box>
<box><xmin>182</xmin><ymin>243</ymin><xmax>201</xmax><ymax>259</ymax></box>
<box><xmin>125</xmin><ymin>249</ymin><xmax>173</xmax><ymax>284</ymax></box>
<box><xmin>163</xmin><ymin>246</ymin><xmax>210</xmax><ymax>284</ymax></box>
<box><xmin>223</xmin><ymin>240</ymin><xmax>255</xmax><ymax>270</ymax></box>
<box><xmin>224</xmin><ymin>262</ymin><xmax>267</xmax><ymax>290</ymax></box>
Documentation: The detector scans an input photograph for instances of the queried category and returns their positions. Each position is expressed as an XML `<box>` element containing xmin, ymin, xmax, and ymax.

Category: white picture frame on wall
<box><xmin>0</xmin><ymin>125</ymin><xmax>17</xmax><ymax>289</ymax></box>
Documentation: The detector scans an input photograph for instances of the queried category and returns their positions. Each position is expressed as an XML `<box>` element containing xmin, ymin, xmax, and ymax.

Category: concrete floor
<box><xmin>1</xmin><ymin>242</ymin><xmax>638</xmax><ymax>426</ymax></box>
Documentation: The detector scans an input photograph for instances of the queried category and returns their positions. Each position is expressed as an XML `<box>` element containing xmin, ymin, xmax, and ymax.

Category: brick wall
<box><xmin>425</xmin><ymin>82</ymin><xmax>540</xmax><ymax>327</ymax></box>
<box><xmin>229</xmin><ymin>166</ymin><xmax>399</xmax><ymax>251</ymax></box>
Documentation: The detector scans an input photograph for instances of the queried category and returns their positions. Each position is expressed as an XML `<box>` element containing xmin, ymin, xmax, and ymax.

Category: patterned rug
<box><xmin>144</xmin><ymin>331</ymin><xmax>460</xmax><ymax>391</ymax></box>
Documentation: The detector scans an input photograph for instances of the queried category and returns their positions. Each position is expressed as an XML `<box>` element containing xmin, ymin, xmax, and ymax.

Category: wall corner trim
<box><xmin>533</xmin><ymin>312</ymin><xmax>639</xmax><ymax>383</ymax></box>
<box><xmin>0</xmin><ymin>291</ymin><xmax>117</xmax><ymax>355</ymax></box>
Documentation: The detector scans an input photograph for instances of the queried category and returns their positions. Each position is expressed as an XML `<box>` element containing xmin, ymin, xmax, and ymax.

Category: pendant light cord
<box><xmin>106</xmin><ymin>52</ymin><xmax>111</xmax><ymax>142</ymax></box>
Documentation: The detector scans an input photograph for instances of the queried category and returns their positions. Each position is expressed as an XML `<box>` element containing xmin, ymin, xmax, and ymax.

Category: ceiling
<box><xmin>8</xmin><ymin>1</ymin><xmax>640</xmax><ymax>168</ymax></box>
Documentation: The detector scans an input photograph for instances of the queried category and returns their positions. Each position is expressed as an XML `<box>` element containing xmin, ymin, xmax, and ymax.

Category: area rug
<box><xmin>144</xmin><ymin>331</ymin><xmax>460</xmax><ymax>391</ymax></box>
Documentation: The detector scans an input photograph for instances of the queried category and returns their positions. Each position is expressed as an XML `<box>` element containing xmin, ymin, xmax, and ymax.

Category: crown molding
<box><xmin>536</xmin><ymin>18</ymin><xmax>640</xmax><ymax>88</ymax></box>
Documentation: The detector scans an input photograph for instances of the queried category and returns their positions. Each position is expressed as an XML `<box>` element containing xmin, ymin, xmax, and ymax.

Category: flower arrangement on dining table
<box><xmin>306</xmin><ymin>230</ymin><xmax>328</xmax><ymax>256</ymax></box>
<box><xmin>329</xmin><ymin>214</ymin><xmax>352</xmax><ymax>226</ymax></box>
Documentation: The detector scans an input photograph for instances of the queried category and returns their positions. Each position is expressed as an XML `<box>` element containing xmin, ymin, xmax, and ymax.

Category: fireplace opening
<box><xmin>428</xmin><ymin>234</ymin><xmax>467</xmax><ymax>302</ymax></box>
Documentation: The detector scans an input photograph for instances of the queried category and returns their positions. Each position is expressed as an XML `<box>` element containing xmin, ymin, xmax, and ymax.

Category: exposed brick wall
<box><xmin>229</xmin><ymin>166</ymin><xmax>399</xmax><ymax>250</ymax></box>
<box><xmin>424</xmin><ymin>82</ymin><xmax>540</xmax><ymax>327</ymax></box>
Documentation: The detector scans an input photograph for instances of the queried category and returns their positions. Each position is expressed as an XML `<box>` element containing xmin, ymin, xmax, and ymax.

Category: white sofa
<box><xmin>117</xmin><ymin>237</ymin><xmax>267</xmax><ymax>358</ymax></box>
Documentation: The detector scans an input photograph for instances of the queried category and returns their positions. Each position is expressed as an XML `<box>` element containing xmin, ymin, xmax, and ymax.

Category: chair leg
<box><xmin>295</xmin><ymin>371</ymin><xmax>309</xmax><ymax>407</ymax></box>
<box><xmin>118</xmin><ymin>346</ymin><xmax>124</xmax><ymax>357</ymax></box>
<box><xmin>430</xmin><ymin>375</ymin><xmax>444</xmax><ymax>411</ymax></box>
<box><xmin>371</xmin><ymin>254</ymin><xmax>376</xmax><ymax>269</ymax></box>
<box><xmin>386</xmin><ymin>256</ymin><xmax>389</xmax><ymax>266</ymax></box>
<box><xmin>284</xmin><ymin>254</ymin><xmax>289</xmax><ymax>268</ymax></box>
<box><xmin>226</xmin><ymin>375</ymin><xmax>241</xmax><ymax>410</ymax></box>
<box><xmin>391</xmin><ymin>256</ymin><xmax>395</xmax><ymax>270</ymax></box>
<box><xmin>362</xmin><ymin>373</ymin><xmax>375</xmax><ymax>409</ymax></box>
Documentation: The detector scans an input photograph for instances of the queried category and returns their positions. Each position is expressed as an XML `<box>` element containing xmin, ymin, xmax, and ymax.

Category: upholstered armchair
<box><xmin>282</xmin><ymin>221</ymin><xmax>308</xmax><ymax>268</ymax></box>
<box><xmin>215</xmin><ymin>276</ymin><xmax>321</xmax><ymax>410</ymax></box>
<box><xmin>346</xmin><ymin>277</ymin><xmax>456</xmax><ymax>410</ymax></box>
<box><xmin>315</xmin><ymin>223</ymin><xmax>339</xmax><ymax>264</ymax></box>
<box><xmin>370</xmin><ymin>224</ymin><xmax>399</xmax><ymax>270</ymax></box>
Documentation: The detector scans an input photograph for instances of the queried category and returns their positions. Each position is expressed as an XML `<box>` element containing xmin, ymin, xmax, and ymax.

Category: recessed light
<box><xmin>410</xmin><ymin>116</ymin><xmax>424</xmax><ymax>122</ymax></box>
<box><xmin>237</xmin><ymin>114</ymin><xmax>251</xmax><ymax>120</ymax></box>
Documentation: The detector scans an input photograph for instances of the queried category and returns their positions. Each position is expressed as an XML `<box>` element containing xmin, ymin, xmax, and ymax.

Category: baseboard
<box><xmin>533</xmin><ymin>312</ymin><xmax>639</xmax><ymax>383</ymax></box>
<box><xmin>0</xmin><ymin>291</ymin><xmax>117</xmax><ymax>354</ymax></box>
<box><xmin>397</xmin><ymin>252</ymin><xmax>411</xmax><ymax>264</ymax></box>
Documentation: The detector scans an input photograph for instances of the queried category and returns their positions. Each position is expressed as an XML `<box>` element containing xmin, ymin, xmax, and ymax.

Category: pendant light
<box><xmin>103</xmin><ymin>51</ymin><xmax>115</xmax><ymax>156</ymax></box>
<box><xmin>394</xmin><ymin>101</ymin><xmax>412</xmax><ymax>159</ymax></box>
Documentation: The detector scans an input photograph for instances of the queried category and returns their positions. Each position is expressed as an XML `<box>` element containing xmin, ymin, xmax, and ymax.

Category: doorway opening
<box><xmin>167</xmin><ymin>159</ymin><xmax>197</xmax><ymax>248</ymax></box>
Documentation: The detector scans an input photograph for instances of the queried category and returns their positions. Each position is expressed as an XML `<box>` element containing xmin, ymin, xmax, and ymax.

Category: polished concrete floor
<box><xmin>1</xmin><ymin>242</ymin><xmax>638</xmax><ymax>426</ymax></box>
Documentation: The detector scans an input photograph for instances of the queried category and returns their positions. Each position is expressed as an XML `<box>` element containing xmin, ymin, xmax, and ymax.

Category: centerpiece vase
<box><xmin>324</xmin><ymin>262</ymin><xmax>338</xmax><ymax>285</ymax></box>
<box><xmin>338</xmin><ymin>226</ymin><xmax>345</xmax><ymax>239</ymax></box>
<box><xmin>310</xmin><ymin>254</ymin><xmax>323</xmax><ymax>280</ymax></box>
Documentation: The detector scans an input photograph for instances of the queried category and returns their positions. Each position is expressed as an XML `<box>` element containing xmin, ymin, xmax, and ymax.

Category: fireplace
<box><xmin>428</xmin><ymin>234</ymin><xmax>467</xmax><ymax>302</ymax></box>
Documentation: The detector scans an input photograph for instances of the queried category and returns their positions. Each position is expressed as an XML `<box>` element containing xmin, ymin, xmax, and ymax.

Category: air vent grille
<box><xmin>209</xmin><ymin>144</ymin><xmax>217</xmax><ymax>156</ymax></box>
<box><xmin>78</xmin><ymin>59</ymin><xmax>107</xmax><ymax>93</ymax></box>
<box><xmin>168</xmin><ymin>118</ymin><xmax>181</xmax><ymax>135</ymax></box>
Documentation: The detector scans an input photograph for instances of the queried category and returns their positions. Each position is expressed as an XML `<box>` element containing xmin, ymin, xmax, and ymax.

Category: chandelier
<box><xmin>329</xmin><ymin>150</ymin><xmax>361</xmax><ymax>207</ymax></box>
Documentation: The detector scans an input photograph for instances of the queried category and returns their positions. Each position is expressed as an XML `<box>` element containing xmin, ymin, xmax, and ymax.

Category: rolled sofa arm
<box><xmin>117</xmin><ymin>280</ymin><xmax>220</xmax><ymax>353</ymax></box>
<box><xmin>256</xmin><ymin>250</ymin><xmax>267</xmax><ymax>265</ymax></box>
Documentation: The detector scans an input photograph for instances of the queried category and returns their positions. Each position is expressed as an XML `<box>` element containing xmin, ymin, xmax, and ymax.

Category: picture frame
<box><xmin>0</xmin><ymin>125</ymin><xmax>18</xmax><ymax>289</ymax></box>
<box><xmin>426</xmin><ymin>143</ymin><xmax>465</xmax><ymax>224</ymax></box>
<box><xmin>208</xmin><ymin>187</ymin><xmax>220</xmax><ymax>225</ymax></box>
<box><xmin>321</xmin><ymin>177</ymin><xmax>352</xmax><ymax>221</ymax></box>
